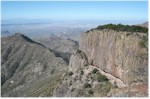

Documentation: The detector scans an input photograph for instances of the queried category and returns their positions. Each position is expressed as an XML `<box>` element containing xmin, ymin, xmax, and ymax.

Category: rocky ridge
<box><xmin>35</xmin><ymin>35</ymin><xmax>79</xmax><ymax>64</ymax></box>
<box><xmin>1</xmin><ymin>33</ymin><xmax>67</xmax><ymax>97</ymax></box>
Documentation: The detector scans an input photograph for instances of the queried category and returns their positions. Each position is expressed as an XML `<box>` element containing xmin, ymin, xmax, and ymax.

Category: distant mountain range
<box><xmin>2</xmin><ymin>21</ymin><xmax>148</xmax><ymax>41</ymax></box>
<box><xmin>34</xmin><ymin>35</ymin><xmax>79</xmax><ymax>64</ymax></box>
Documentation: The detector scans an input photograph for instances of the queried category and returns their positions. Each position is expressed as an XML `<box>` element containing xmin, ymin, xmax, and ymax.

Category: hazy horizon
<box><xmin>1</xmin><ymin>1</ymin><xmax>148</xmax><ymax>40</ymax></box>
<box><xmin>2</xmin><ymin>1</ymin><xmax>148</xmax><ymax>23</ymax></box>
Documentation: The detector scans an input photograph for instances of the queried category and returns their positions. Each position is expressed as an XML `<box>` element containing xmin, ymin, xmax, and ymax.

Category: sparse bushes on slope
<box><xmin>94</xmin><ymin>81</ymin><xmax>112</xmax><ymax>96</ymax></box>
<box><xmin>139</xmin><ymin>40</ymin><xmax>146</xmax><ymax>48</ymax></box>
<box><xmin>91</xmin><ymin>68</ymin><xmax>109</xmax><ymax>82</ymax></box>
<box><xmin>29</xmin><ymin>73</ymin><xmax>63</xmax><ymax>97</ymax></box>
<box><xmin>139</xmin><ymin>35</ymin><xmax>148</xmax><ymax>49</ymax></box>
<box><xmin>93</xmin><ymin>72</ymin><xmax>109</xmax><ymax>82</ymax></box>
<box><xmin>76</xmin><ymin>49</ymin><xmax>89</xmax><ymax>64</ymax></box>
<box><xmin>97</xmin><ymin>73</ymin><xmax>108</xmax><ymax>82</ymax></box>
<box><xmin>76</xmin><ymin>49</ymin><xmax>87</xmax><ymax>58</ymax></box>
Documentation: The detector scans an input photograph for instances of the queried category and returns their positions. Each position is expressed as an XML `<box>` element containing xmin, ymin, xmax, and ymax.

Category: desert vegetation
<box><xmin>96</xmin><ymin>24</ymin><xmax>148</xmax><ymax>33</ymax></box>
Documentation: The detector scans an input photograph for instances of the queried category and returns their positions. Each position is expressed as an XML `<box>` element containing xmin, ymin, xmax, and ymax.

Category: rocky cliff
<box><xmin>54</xmin><ymin>24</ymin><xmax>148</xmax><ymax>97</ymax></box>
<box><xmin>80</xmin><ymin>29</ymin><xmax>148</xmax><ymax>85</ymax></box>
<box><xmin>1</xmin><ymin>33</ymin><xmax>67</xmax><ymax>97</ymax></box>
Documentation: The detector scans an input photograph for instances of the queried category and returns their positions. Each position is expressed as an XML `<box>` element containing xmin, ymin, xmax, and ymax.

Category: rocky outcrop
<box><xmin>68</xmin><ymin>50</ymin><xmax>88</xmax><ymax>72</ymax></box>
<box><xmin>54</xmin><ymin>25</ymin><xmax>148</xmax><ymax>97</ymax></box>
<box><xmin>1</xmin><ymin>33</ymin><xmax>67</xmax><ymax>97</ymax></box>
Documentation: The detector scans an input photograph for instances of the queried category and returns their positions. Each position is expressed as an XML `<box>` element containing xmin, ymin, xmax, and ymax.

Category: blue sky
<box><xmin>1</xmin><ymin>1</ymin><xmax>148</xmax><ymax>21</ymax></box>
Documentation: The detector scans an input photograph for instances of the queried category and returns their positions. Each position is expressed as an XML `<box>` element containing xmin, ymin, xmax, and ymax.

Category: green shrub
<box><xmin>92</xmin><ymin>68</ymin><xmax>99</xmax><ymax>74</ymax></box>
<box><xmin>139</xmin><ymin>40</ymin><xmax>146</xmax><ymax>48</ymax></box>
<box><xmin>97</xmin><ymin>74</ymin><xmax>108</xmax><ymax>82</ymax></box>
<box><xmin>80</xmin><ymin>51</ymin><xmax>88</xmax><ymax>61</ymax></box>
<box><xmin>113</xmin><ymin>82</ymin><xmax>118</xmax><ymax>88</ymax></box>
<box><xmin>76</xmin><ymin>49</ymin><xmax>88</xmax><ymax>62</ymax></box>
<box><xmin>76</xmin><ymin>49</ymin><xmax>82</xmax><ymax>53</ymax></box>
<box><xmin>84</xmin><ymin>64</ymin><xmax>88</xmax><ymax>67</ymax></box>
<box><xmin>93</xmin><ymin>72</ymin><xmax>109</xmax><ymax>82</ymax></box>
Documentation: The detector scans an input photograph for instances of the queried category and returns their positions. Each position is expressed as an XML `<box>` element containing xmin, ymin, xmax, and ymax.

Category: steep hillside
<box><xmin>35</xmin><ymin>35</ymin><xmax>78</xmax><ymax>53</ymax></box>
<box><xmin>54</xmin><ymin>24</ymin><xmax>148</xmax><ymax>97</ymax></box>
<box><xmin>1</xmin><ymin>33</ymin><xmax>67</xmax><ymax>97</ymax></box>
<box><xmin>35</xmin><ymin>35</ymin><xmax>79</xmax><ymax>64</ymax></box>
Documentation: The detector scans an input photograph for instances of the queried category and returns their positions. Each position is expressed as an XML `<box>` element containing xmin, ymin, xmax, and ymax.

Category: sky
<box><xmin>1</xmin><ymin>1</ymin><xmax>148</xmax><ymax>22</ymax></box>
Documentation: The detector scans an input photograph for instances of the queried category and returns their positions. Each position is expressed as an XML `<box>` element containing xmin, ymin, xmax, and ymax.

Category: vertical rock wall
<box><xmin>79</xmin><ymin>29</ymin><xmax>148</xmax><ymax>85</ymax></box>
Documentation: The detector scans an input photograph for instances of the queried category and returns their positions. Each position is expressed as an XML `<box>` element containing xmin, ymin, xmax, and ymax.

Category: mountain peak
<box><xmin>14</xmin><ymin>33</ymin><xmax>25</xmax><ymax>37</ymax></box>
<box><xmin>14</xmin><ymin>32</ymin><xmax>22</xmax><ymax>36</ymax></box>
<box><xmin>12</xmin><ymin>33</ymin><xmax>46</xmax><ymax>47</ymax></box>
<box><xmin>13</xmin><ymin>33</ymin><xmax>33</xmax><ymax>42</ymax></box>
